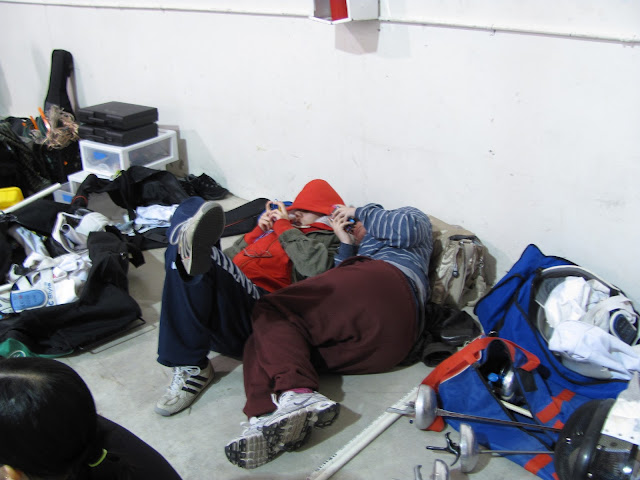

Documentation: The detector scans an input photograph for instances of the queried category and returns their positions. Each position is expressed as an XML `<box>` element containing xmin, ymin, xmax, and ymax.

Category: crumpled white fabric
<box><xmin>603</xmin><ymin>372</ymin><xmax>640</xmax><ymax>445</ymax></box>
<box><xmin>548</xmin><ymin>320</ymin><xmax>640</xmax><ymax>380</ymax></box>
<box><xmin>543</xmin><ymin>276</ymin><xmax>640</xmax><ymax>379</ymax></box>
<box><xmin>544</xmin><ymin>276</ymin><xmax>610</xmax><ymax>329</ymax></box>
<box><xmin>134</xmin><ymin>204</ymin><xmax>177</xmax><ymax>227</ymax></box>
<box><xmin>24</xmin><ymin>251</ymin><xmax>91</xmax><ymax>283</ymax></box>
<box><xmin>1</xmin><ymin>240</ymin><xmax>93</xmax><ymax>315</ymax></box>
<box><xmin>128</xmin><ymin>204</ymin><xmax>178</xmax><ymax>234</ymax></box>
<box><xmin>76</xmin><ymin>211</ymin><xmax>110</xmax><ymax>237</ymax></box>
<box><xmin>17</xmin><ymin>251</ymin><xmax>92</xmax><ymax>306</ymax></box>
<box><xmin>8</xmin><ymin>225</ymin><xmax>50</xmax><ymax>257</ymax></box>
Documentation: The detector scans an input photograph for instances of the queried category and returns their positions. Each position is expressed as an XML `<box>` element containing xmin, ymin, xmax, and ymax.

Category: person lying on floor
<box><xmin>224</xmin><ymin>202</ymin><xmax>433</xmax><ymax>469</ymax></box>
<box><xmin>155</xmin><ymin>179</ymin><xmax>347</xmax><ymax>416</ymax></box>
<box><xmin>0</xmin><ymin>357</ymin><xmax>182</xmax><ymax>480</ymax></box>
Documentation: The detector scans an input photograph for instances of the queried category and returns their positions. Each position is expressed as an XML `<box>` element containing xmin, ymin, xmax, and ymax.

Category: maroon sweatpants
<box><xmin>242</xmin><ymin>258</ymin><xmax>418</xmax><ymax>417</ymax></box>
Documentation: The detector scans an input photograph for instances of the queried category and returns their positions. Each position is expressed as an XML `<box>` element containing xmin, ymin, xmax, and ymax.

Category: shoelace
<box><xmin>271</xmin><ymin>391</ymin><xmax>314</xmax><ymax>410</ymax></box>
<box><xmin>168</xmin><ymin>366</ymin><xmax>201</xmax><ymax>394</ymax></box>
<box><xmin>270</xmin><ymin>393</ymin><xmax>282</xmax><ymax>408</ymax></box>
<box><xmin>168</xmin><ymin>218</ymin><xmax>194</xmax><ymax>260</ymax></box>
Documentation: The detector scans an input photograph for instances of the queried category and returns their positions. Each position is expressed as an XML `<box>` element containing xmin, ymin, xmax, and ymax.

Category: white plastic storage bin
<box><xmin>79</xmin><ymin>129</ymin><xmax>178</xmax><ymax>177</ymax></box>
<box><xmin>67</xmin><ymin>170</ymin><xmax>94</xmax><ymax>193</ymax></box>
<box><xmin>53</xmin><ymin>183</ymin><xmax>74</xmax><ymax>204</ymax></box>
<box><xmin>68</xmin><ymin>169</ymin><xmax>119</xmax><ymax>194</ymax></box>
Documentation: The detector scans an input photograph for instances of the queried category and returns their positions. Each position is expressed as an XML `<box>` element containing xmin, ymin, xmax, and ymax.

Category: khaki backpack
<box><xmin>428</xmin><ymin>215</ymin><xmax>487</xmax><ymax>309</ymax></box>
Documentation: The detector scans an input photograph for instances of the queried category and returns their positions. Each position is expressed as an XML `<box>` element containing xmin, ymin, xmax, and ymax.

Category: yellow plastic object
<box><xmin>0</xmin><ymin>187</ymin><xmax>24</xmax><ymax>210</ymax></box>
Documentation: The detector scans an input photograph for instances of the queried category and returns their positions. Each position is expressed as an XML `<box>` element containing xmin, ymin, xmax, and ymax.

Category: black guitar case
<box><xmin>44</xmin><ymin>49</ymin><xmax>75</xmax><ymax>116</ymax></box>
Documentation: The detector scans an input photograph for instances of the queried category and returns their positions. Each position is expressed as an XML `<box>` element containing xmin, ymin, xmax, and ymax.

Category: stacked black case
<box><xmin>77</xmin><ymin>101</ymin><xmax>159</xmax><ymax>146</ymax></box>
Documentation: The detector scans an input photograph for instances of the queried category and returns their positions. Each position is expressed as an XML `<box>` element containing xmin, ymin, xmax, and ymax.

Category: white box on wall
<box><xmin>79</xmin><ymin>129</ymin><xmax>178</xmax><ymax>177</ymax></box>
<box><xmin>311</xmin><ymin>0</ymin><xmax>379</xmax><ymax>24</ymax></box>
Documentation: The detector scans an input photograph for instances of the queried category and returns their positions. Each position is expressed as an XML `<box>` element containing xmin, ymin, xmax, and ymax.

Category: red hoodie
<box><xmin>231</xmin><ymin>179</ymin><xmax>344</xmax><ymax>292</ymax></box>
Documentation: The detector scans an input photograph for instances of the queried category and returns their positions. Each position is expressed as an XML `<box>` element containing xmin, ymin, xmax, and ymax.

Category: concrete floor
<box><xmin>58</xmin><ymin>195</ymin><xmax>538</xmax><ymax>480</ymax></box>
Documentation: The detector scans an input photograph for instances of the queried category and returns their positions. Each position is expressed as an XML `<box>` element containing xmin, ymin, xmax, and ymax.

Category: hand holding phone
<box><xmin>332</xmin><ymin>205</ymin><xmax>357</xmax><ymax>232</ymax></box>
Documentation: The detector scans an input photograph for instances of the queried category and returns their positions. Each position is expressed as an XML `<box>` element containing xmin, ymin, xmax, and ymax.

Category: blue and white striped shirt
<box><xmin>334</xmin><ymin>203</ymin><xmax>433</xmax><ymax>303</ymax></box>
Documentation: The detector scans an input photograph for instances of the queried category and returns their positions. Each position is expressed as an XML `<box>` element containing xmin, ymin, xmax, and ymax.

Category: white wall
<box><xmin>1</xmin><ymin>1</ymin><xmax>639</xmax><ymax>303</ymax></box>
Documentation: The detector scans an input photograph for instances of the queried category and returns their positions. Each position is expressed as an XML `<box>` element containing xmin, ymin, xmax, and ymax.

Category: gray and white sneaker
<box><xmin>225</xmin><ymin>390</ymin><xmax>339</xmax><ymax>469</ymax></box>
<box><xmin>262</xmin><ymin>391</ymin><xmax>340</xmax><ymax>452</ymax></box>
<box><xmin>154</xmin><ymin>362</ymin><xmax>214</xmax><ymax>416</ymax></box>
<box><xmin>225</xmin><ymin>417</ymin><xmax>280</xmax><ymax>469</ymax></box>
<box><xmin>168</xmin><ymin>201</ymin><xmax>225</xmax><ymax>276</ymax></box>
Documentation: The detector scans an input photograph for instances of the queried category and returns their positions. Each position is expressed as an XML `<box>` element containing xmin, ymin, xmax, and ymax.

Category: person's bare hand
<box><xmin>331</xmin><ymin>205</ymin><xmax>356</xmax><ymax>224</ymax></box>
<box><xmin>257</xmin><ymin>210</ymin><xmax>273</xmax><ymax>232</ymax></box>
<box><xmin>331</xmin><ymin>214</ymin><xmax>353</xmax><ymax>244</ymax></box>
<box><xmin>258</xmin><ymin>200</ymin><xmax>276</xmax><ymax>231</ymax></box>
<box><xmin>269</xmin><ymin>200</ymin><xmax>289</xmax><ymax>222</ymax></box>
<box><xmin>258</xmin><ymin>200</ymin><xmax>290</xmax><ymax>231</ymax></box>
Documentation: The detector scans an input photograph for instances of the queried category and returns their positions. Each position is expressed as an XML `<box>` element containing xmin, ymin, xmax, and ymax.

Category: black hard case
<box><xmin>78</xmin><ymin>123</ymin><xmax>158</xmax><ymax>146</ymax></box>
<box><xmin>77</xmin><ymin>101</ymin><xmax>158</xmax><ymax>130</ymax></box>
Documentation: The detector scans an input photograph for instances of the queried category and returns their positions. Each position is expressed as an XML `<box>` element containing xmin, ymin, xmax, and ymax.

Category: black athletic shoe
<box><xmin>191</xmin><ymin>173</ymin><xmax>229</xmax><ymax>200</ymax></box>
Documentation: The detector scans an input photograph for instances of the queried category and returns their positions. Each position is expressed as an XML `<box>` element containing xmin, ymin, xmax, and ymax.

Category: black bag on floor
<box><xmin>73</xmin><ymin>166</ymin><xmax>191</xmax><ymax>250</ymax></box>
<box><xmin>0</xmin><ymin>229</ymin><xmax>143</xmax><ymax>357</ymax></box>
<box><xmin>74</xmin><ymin>166</ymin><xmax>190</xmax><ymax>213</ymax></box>
<box><xmin>0</xmin><ymin>119</ymin><xmax>52</xmax><ymax>197</ymax></box>
<box><xmin>0</xmin><ymin>199</ymin><xmax>73</xmax><ymax>281</ymax></box>
<box><xmin>222</xmin><ymin>198</ymin><xmax>270</xmax><ymax>237</ymax></box>
<box><xmin>401</xmin><ymin>302</ymin><xmax>482</xmax><ymax>367</ymax></box>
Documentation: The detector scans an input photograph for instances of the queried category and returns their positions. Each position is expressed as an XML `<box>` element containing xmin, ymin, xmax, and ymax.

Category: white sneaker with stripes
<box><xmin>154</xmin><ymin>362</ymin><xmax>214</xmax><ymax>416</ymax></box>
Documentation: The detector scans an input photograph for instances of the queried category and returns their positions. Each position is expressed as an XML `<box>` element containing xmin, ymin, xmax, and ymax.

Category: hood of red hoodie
<box><xmin>286</xmin><ymin>179</ymin><xmax>344</xmax><ymax>216</ymax></box>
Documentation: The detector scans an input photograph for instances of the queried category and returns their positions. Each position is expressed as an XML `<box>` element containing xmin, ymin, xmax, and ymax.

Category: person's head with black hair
<box><xmin>0</xmin><ymin>357</ymin><xmax>103</xmax><ymax>480</ymax></box>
